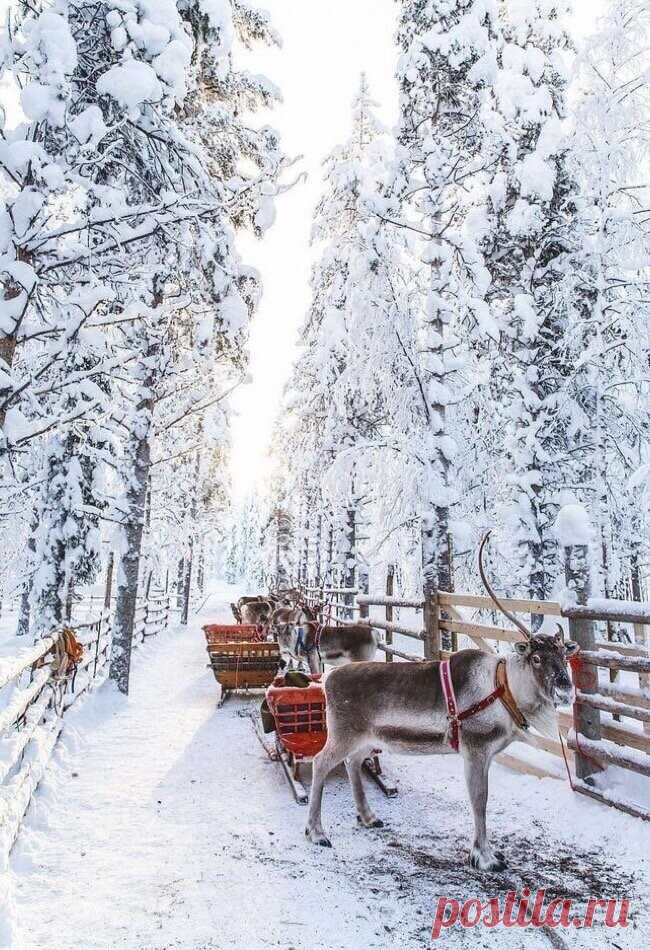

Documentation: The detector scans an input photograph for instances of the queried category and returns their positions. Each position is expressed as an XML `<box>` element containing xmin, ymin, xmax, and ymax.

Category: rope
<box><xmin>557</xmin><ymin>722</ymin><xmax>604</xmax><ymax>791</ymax></box>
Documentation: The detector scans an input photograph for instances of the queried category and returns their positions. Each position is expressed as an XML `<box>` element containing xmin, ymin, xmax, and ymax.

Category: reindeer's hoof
<box><xmin>357</xmin><ymin>814</ymin><xmax>384</xmax><ymax>829</ymax></box>
<box><xmin>470</xmin><ymin>848</ymin><xmax>506</xmax><ymax>873</ymax></box>
<box><xmin>305</xmin><ymin>827</ymin><xmax>332</xmax><ymax>847</ymax></box>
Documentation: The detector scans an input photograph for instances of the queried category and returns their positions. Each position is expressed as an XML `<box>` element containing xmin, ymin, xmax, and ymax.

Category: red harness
<box><xmin>439</xmin><ymin>659</ymin><xmax>507</xmax><ymax>753</ymax></box>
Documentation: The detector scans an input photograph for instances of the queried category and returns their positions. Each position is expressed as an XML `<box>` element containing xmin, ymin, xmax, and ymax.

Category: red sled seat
<box><xmin>266</xmin><ymin>675</ymin><xmax>327</xmax><ymax>759</ymax></box>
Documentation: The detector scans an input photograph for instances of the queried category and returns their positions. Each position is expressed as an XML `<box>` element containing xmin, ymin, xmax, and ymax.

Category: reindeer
<box><xmin>271</xmin><ymin>602</ymin><xmax>377</xmax><ymax>672</ymax></box>
<box><xmin>230</xmin><ymin>595</ymin><xmax>274</xmax><ymax>626</ymax></box>
<box><xmin>305</xmin><ymin>533</ymin><xmax>578</xmax><ymax>872</ymax></box>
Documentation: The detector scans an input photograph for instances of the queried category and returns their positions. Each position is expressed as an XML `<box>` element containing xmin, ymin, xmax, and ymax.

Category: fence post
<box><xmin>358</xmin><ymin>566</ymin><xmax>369</xmax><ymax>620</ymax></box>
<box><xmin>423</xmin><ymin>583</ymin><xmax>441</xmax><ymax>661</ymax></box>
<box><xmin>385</xmin><ymin>565</ymin><xmax>394</xmax><ymax>663</ymax></box>
<box><xmin>564</xmin><ymin>541</ymin><xmax>603</xmax><ymax>781</ymax></box>
<box><xmin>633</xmin><ymin>622</ymin><xmax>650</xmax><ymax>735</ymax></box>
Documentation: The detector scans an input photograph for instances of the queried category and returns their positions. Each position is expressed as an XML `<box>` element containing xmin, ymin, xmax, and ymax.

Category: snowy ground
<box><xmin>6</xmin><ymin>586</ymin><xmax>650</xmax><ymax>949</ymax></box>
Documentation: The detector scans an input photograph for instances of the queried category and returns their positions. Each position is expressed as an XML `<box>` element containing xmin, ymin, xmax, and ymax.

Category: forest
<box><xmin>2</xmin><ymin>2</ymin><xmax>650</xmax><ymax>947</ymax></box>
<box><xmin>0</xmin><ymin>0</ymin><xmax>649</xmax><ymax>684</ymax></box>
<box><xmin>231</xmin><ymin>0</ymin><xmax>650</xmax><ymax>631</ymax></box>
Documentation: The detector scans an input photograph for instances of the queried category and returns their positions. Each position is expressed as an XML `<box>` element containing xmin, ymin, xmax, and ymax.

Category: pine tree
<box><xmin>393</xmin><ymin>0</ymin><xmax>496</xmax><ymax>612</ymax></box>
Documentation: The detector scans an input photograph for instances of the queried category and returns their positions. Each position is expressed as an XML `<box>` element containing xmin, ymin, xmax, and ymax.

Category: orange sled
<box><xmin>203</xmin><ymin>625</ymin><xmax>280</xmax><ymax>705</ymax></box>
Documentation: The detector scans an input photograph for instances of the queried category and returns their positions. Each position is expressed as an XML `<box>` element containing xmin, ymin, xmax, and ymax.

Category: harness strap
<box><xmin>495</xmin><ymin>658</ymin><xmax>529</xmax><ymax>732</ymax></box>
<box><xmin>440</xmin><ymin>658</ymin><xmax>528</xmax><ymax>752</ymax></box>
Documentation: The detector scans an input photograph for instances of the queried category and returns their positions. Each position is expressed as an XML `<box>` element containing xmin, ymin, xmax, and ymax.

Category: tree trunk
<box><xmin>110</xmin><ymin>396</ymin><xmax>153</xmax><ymax>694</ymax></box>
<box><xmin>181</xmin><ymin>544</ymin><xmax>193</xmax><ymax>625</ymax></box>
<box><xmin>0</xmin><ymin>248</ymin><xmax>32</xmax><ymax>435</ymax></box>
<box><xmin>17</xmin><ymin>525</ymin><xmax>37</xmax><ymax>637</ymax></box>
<box><xmin>420</xmin><ymin>255</ymin><xmax>453</xmax><ymax>640</ymax></box>
<box><xmin>176</xmin><ymin>558</ymin><xmax>185</xmax><ymax>608</ymax></box>
<box><xmin>104</xmin><ymin>552</ymin><xmax>115</xmax><ymax>610</ymax></box>
<box><xmin>343</xmin><ymin>506</ymin><xmax>357</xmax><ymax>619</ymax></box>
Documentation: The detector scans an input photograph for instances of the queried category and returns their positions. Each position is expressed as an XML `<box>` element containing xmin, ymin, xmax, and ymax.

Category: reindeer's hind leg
<box><xmin>345</xmin><ymin>749</ymin><xmax>383</xmax><ymax>829</ymax></box>
<box><xmin>306</xmin><ymin>738</ymin><xmax>349</xmax><ymax>847</ymax></box>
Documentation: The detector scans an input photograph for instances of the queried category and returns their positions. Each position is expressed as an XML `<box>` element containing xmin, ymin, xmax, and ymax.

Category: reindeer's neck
<box><xmin>505</xmin><ymin>655</ymin><xmax>557</xmax><ymax>738</ymax></box>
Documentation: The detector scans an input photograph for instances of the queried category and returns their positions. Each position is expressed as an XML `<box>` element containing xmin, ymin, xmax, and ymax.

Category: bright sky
<box><xmin>226</xmin><ymin>0</ymin><xmax>600</xmax><ymax>499</ymax></box>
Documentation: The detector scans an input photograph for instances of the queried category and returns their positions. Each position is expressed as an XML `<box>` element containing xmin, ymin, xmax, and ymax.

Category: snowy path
<box><xmin>9</xmin><ymin>590</ymin><xmax>650</xmax><ymax>949</ymax></box>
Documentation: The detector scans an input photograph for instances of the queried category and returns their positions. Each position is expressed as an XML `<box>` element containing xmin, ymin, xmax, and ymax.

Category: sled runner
<box><xmin>204</xmin><ymin>624</ymin><xmax>280</xmax><ymax>705</ymax></box>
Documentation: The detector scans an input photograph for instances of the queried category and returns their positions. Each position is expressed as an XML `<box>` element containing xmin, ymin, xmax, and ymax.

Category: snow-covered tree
<box><xmin>569</xmin><ymin>0</ymin><xmax>650</xmax><ymax>602</ymax></box>
<box><xmin>391</xmin><ymin>0</ymin><xmax>495</xmax><ymax>612</ymax></box>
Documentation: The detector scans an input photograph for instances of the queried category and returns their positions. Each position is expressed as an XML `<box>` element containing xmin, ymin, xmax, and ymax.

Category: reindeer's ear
<box><xmin>564</xmin><ymin>640</ymin><xmax>580</xmax><ymax>657</ymax></box>
<box><xmin>554</xmin><ymin>623</ymin><xmax>565</xmax><ymax>643</ymax></box>
<box><xmin>514</xmin><ymin>641</ymin><xmax>529</xmax><ymax>656</ymax></box>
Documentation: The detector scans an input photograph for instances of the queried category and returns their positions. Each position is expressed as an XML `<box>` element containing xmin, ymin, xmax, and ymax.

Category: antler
<box><xmin>478</xmin><ymin>531</ymin><xmax>531</xmax><ymax>642</ymax></box>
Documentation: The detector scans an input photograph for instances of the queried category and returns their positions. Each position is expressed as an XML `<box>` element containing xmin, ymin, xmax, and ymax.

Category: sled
<box><xmin>203</xmin><ymin>623</ymin><xmax>266</xmax><ymax>644</ymax></box>
<box><xmin>264</xmin><ymin>675</ymin><xmax>399</xmax><ymax>803</ymax></box>
<box><xmin>265</xmin><ymin>675</ymin><xmax>327</xmax><ymax>804</ymax></box>
<box><xmin>204</xmin><ymin>627</ymin><xmax>281</xmax><ymax>706</ymax></box>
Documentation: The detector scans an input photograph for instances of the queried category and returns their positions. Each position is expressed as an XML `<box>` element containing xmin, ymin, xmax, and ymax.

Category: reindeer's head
<box><xmin>513</xmin><ymin>628</ymin><xmax>578</xmax><ymax>707</ymax></box>
<box><xmin>301</xmin><ymin>602</ymin><xmax>322</xmax><ymax>622</ymax></box>
<box><xmin>479</xmin><ymin>532</ymin><xmax>579</xmax><ymax>708</ymax></box>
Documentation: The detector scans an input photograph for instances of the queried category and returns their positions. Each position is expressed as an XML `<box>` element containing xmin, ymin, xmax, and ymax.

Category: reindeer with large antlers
<box><xmin>305</xmin><ymin>533</ymin><xmax>578</xmax><ymax>871</ymax></box>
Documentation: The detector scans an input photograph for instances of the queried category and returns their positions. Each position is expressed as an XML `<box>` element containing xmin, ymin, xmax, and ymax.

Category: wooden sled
<box><xmin>203</xmin><ymin>626</ymin><xmax>280</xmax><ymax>706</ymax></box>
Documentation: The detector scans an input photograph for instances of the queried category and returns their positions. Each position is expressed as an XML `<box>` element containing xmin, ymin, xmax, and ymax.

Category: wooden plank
<box><xmin>559</xmin><ymin>710</ymin><xmax>650</xmax><ymax>753</ymax></box>
<box><xmin>357</xmin><ymin>594</ymin><xmax>423</xmax><ymax>610</ymax></box>
<box><xmin>376</xmin><ymin>642</ymin><xmax>423</xmax><ymax>663</ymax></box>
<box><xmin>439</xmin><ymin>619</ymin><xmax>523</xmax><ymax>643</ymax></box>
<box><xmin>366</xmin><ymin>618</ymin><xmax>425</xmax><ymax>641</ymax></box>
<box><xmin>595</xmin><ymin>681</ymin><xmax>650</xmax><ymax>711</ymax></box>
<box><xmin>0</xmin><ymin>635</ymin><xmax>58</xmax><ymax>692</ymax></box>
<box><xmin>495</xmin><ymin>752</ymin><xmax>562</xmax><ymax>780</ymax></box>
<box><xmin>445</xmin><ymin>605</ymin><xmax>496</xmax><ymax>655</ymax></box>
<box><xmin>563</xmin><ymin>603</ymin><xmax>650</xmax><ymax>624</ymax></box>
<box><xmin>572</xmin><ymin>781</ymin><xmax>650</xmax><ymax>822</ymax></box>
<box><xmin>595</xmin><ymin>639</ymin><xmax>649</xmax><ymax>658</ymax></box>
<box><xmin>566</xmin><ymin>732</ymin><xmax>650</xmax><ymax>777</ymax></box>
<box><xmin>575</xmin><ymin>690</ymin><xmax>650</xmax><ymax>725</ymax></box>
<box><xmin>579</xmin><ymin>649</ymin><xmax>650</xmax><ymax>675</ymax></box>
<box><xmin>438</xmin><ymin>591</ymin><xmax>561</xmax><ymax>616</ymax></box>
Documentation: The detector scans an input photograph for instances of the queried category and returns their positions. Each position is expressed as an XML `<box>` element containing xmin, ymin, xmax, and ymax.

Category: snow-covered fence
<box><xmin>0</xmin><ymin>585</ymin><xmax>176</xmax><ymax>860</ymax></box>
<box><xmin>0</xmin><ymin>614</ymin><xmax>109</xmax><ymax>860</ymax></box>
<box><xmin>303</xmin><ymin>584</ymin><xmax>359</xmax><ymax>623</ymax></box>
<box><xmin>133</xmin><ymin>592</ymin><xmax>173</xmax><ymax>643</ymax></box>
<box><xmin>564</xmin><ymin>595</ymin><xmax>650</xmax><ymax>821</ymax></box>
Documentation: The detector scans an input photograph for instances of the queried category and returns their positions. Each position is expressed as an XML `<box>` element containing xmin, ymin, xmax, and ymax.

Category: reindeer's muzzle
<box><xmin>553</xmin><ymin>674</ymin><xmax>574</xmax><ymax>708</ymax></box>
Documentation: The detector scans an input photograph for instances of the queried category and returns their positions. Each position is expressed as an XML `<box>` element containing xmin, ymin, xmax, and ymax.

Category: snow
<box><xmin>554</xmin><ymin>503</ymin><xmax>592</xmax><ymax>548</ymax></box>
<box><xmin>96</xmin><ymin>60</ymin><xmax>163</xmax><ymax>111</ymax></box>
<box><xmin>69</xmin><ymin>106</ymin><xmax>108</xmax><ymax>148</ymax></box>
<box><xmin>7</xmin><ymin>589</ymin><xmax>650</xmax><ymax>949</ymax></box>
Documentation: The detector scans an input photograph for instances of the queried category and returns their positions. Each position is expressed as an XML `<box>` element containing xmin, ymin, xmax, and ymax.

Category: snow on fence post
<box><xmin>559</xmin><ymin>507</ymin><xmax>603</xmax><ymax>781</ymax></box>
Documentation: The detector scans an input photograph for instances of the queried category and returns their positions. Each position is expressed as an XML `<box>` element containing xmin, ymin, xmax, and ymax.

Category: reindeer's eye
<box><xmin>532</xmin><ymin>654</ymin><xmax>541</xmax><ymax>666</ymax></box>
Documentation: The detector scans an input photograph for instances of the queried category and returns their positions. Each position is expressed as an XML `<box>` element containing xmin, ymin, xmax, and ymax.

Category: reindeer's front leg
<box><xmin>462</xmin><ymin>749</ymin><xmax>505</xmax><ymax>872</ymax></box>
<box><xmin>307</xmin><ymin>648</ymin><xmax>322</xmax><ymax>676</ymax></box>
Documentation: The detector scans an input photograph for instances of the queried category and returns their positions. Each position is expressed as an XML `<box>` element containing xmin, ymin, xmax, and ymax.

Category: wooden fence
<box><xmin>304</xmin><ymin>551</ymin><xmax>650</xmax><ymax>821</ymax></box>
<box><xmin>0</xmin><ymin>588</ymin><xmax>176</xmax><ymax>861</ymax></box>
